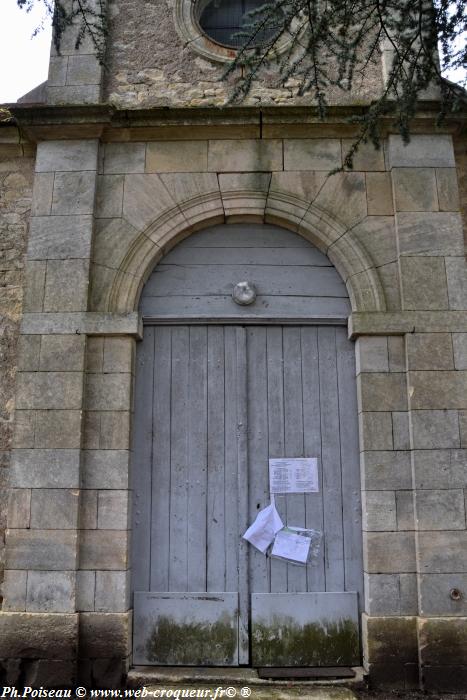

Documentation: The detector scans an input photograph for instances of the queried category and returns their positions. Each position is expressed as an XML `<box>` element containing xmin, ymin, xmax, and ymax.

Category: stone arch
<box><xmin>97</xmin><ymin>189</ymin><xmax>387</xmax><ymax>314</ymax></box>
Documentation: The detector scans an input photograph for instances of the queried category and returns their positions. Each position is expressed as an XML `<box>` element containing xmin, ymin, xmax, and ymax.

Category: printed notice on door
<box><xmin>271</xmin><ymin>527</ymin><xmax>312</xmax><ymax>564</ymax></box>
<box><xmin>269</xmin><ymin>457</ymin><xmax>319</xmax><ymax>494</ymax></box>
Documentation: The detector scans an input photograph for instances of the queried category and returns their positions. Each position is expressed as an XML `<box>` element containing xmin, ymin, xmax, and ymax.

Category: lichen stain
<box><xmin>252</xmin><ymin>614</ymin><xmax>359</xmax><ymax>666</ymax></box>
<box><xmin>145</xmin><ymin>614</ymin><xmax>237</xmax><ymax>665</ymax></box>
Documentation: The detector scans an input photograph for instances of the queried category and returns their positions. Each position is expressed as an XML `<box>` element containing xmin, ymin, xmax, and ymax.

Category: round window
<box><xmin>197</xmin><ymin>0</ymin><xmax>277</xmax><ymax>49</ymax></box>
<box><xmin>174</xmin><ymin>0</ymin><xmax>295</xmax><ymax>64</ymax></box>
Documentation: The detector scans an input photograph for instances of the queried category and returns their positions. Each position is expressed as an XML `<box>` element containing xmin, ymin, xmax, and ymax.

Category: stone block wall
<box><xmin>1</xmin><ymin>118</ymin><xmax>467</xmax><ymax>691</ymax></box>
<box><xmin>360</xmin><ymin>134</ymin><xmax>467</xmax><ymax>692</ymax></box>
<box><xmin>89</xmin><ymin>131</ymin><xmax>466</xmax><ymax>692</ymax></box>
<box><xmin>78</xmin><ymin>336</ymin><xmax>134</xmax><ymax>684</ymax></box>
<box><xmin>0</xmin><ymin>138</ymin><xmax>97</xmax><ymax>686</ymax></box>
<box><xmin>454</xmin><ymin>133</ymin><xmax>467</xmax><ymax>248</ymax></box>
<box><xmin>103</xmin><ymin>0</ymin><xmax>383</xmax><ymax>108</ymax></box>
<box><xmin>2</xmin><ymin>0</ymin><xmax>466</xmax><ymax>686</ymax></box>
<box><xmin>0</xmin><ymin>126</ymin><xmax>34</xmax><ymax>605</ymax></box>
<box><xmin>46</xmin><ymin>0</ymin><xmax>106</xmax><ymax>105</ymax></box>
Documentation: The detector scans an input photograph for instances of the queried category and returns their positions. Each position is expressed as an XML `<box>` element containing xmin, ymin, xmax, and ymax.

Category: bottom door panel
<box><xmin>133</xmin><ymin>592</ymin><xmax>239</xmax><ymax>666</ymax></box>
<box><xmin>251</xmin><ymin>592</ymin><xmax>359</xmax><ymax>667</ymax></box>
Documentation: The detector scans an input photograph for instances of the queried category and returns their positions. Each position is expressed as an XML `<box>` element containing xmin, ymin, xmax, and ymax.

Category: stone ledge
<box><xmin>20</xmin><ymin>312</ymin><xmax>142</xmax><ymax>338</ymax></box>
<box><xmin>349</xmin><ymin>311</ymin><xmax>467</xmax><ymax>338</ymax></box>
<box><xmin>127</xmin><ymin>666</ymin><xmax>365</xmax><ymax>688</ymax></box>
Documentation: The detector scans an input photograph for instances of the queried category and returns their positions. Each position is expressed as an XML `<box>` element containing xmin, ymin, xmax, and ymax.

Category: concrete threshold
<box><xmin>127</xmin><ymin>667</ymin><xmax>364</xmax><ymax>699</ymax></box>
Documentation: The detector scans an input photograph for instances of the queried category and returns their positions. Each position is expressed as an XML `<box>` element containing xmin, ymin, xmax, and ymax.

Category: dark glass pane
<box><xmin>199</xmin><ymin>0</ymin><xmax>276</xmax><ymax>48</ymax></box>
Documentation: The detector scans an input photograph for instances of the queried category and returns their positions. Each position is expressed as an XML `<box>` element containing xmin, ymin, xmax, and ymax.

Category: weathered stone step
<box><xmin>127</xmin><ymin>667</ymin><xmax>362</xmax><ymax>699</ymax></box>
<box><xmin>138</xmin><ymin>689</ymin><xmax>356</xmax><ymax>700</ymax></box>
<box><xmin>128</xmin><ymin>666</ymin><xmax>364</xmax><ymax>685</ymax></box>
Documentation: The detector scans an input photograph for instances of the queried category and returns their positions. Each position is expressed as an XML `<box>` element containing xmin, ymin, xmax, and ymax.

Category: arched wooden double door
<box><xmin>131</xmin><ymin>224</ymin><xmax>363</xmax><ymax>668</ymax></box>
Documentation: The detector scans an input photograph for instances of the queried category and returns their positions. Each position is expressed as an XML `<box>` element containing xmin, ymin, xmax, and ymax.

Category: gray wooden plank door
<box><xmin>132</xmin><ymin>325</ymin><xmax>248</xmax><ymax>666</ymax></box>
<box><xmin>132</xmin><ymin>323</ymin><xmax>362</xmax><ymax>667</ymax></box>
<box><xmin>246</xmin><ymin>326</ymin><xmax>363</xmax><ymax>666</ymax></box>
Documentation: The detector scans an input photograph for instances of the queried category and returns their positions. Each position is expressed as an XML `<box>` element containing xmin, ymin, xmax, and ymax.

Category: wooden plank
<box><xmin>150</xmin><ymin>327</ymin><xmax>172</xmax><ymax>592</ymax></box>
<box><xmin>207</xmin><ymin>326</ymin><xmax>226</xmax><ymax>591</ymax></box>
<box><xmin>251</xmin><ymin>592</ymin><xmax>359</xmax><ymax>666</ymax></box>
<box><xmin>169</xmin><ymin>326</ymin><xmax>189</xmax><ymax>591</ymax></box>
<box><xmin>133</xmin><ymin>592</ymin><xmax>239</xmax><ymax>666</ymax></box>
<box><xmin>235</xmin><ymin>326</ymin><xmax>250</xmax><ymax>665</ymax></box>
<box><xmin>186</xmin><ymin>326</ymin><xmax>208</xmax><ymax>591</ymax></box>
<box><xmin>131</xmin><ymin>326</ymin><xmax>154</xmax><ymax>593</ymax></box>
<box><xmin>224</xmin><ymin>327</ymin><xmax>239</xmax><ymax>595</ymax></box>
<box><xmin>300</xmin><ymin>327</ymin><xmax>326</xmax><ymax>592</ymax></box>
<box><xmin>283</xmin><ymin>327</ymin><xmax>307</xmax><ymax>593</ymax></box>
<box><xmin>163</xmin><ymin>246</ymin><xmax>331</xmax><ymax>266</ymax></box>
<box><xmin>318</xmin><ymin>327</ymin><xmax>345</xmax><ymax>592</ymax></box>
<box><xmin>247</xmin><ymin>327</ymin><xmax>270</xmax><ymax>595</ymax></box>
<box><xmin>144</xmin><ymin>264</ymin><xmax>346</xmax><ymax>298</ymax></box>
<box><xmin>336</xmin><ymin>327</ymin><xmax>364</xmax><ymax>601</ymax></box>
<box><xmin>266</xmin><ymin>326</ymin><xmax>287</xmax><ymax>594</ymax></box>
<box><xmin>140</xmin><ymin>295</ymin><xmax>350</xmax><ymax>320</ymax></box>
<box><xmin>178</xmin><ymin>224</ymin><xmax>312</xmax><ymax>248</ymax></box>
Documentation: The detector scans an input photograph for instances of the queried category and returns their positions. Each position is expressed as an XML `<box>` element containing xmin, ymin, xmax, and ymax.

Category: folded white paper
<box><xmin>243</xmin><ymin>502</ymin><xmax>284</xmax><ymax>553</ymax></box>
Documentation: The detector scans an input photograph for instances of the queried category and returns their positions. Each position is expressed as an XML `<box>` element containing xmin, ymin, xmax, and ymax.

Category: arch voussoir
<box><xmin>105</xmin><ymin>186</ymin><xmax>387</xmax><ymax>314</ymax></box>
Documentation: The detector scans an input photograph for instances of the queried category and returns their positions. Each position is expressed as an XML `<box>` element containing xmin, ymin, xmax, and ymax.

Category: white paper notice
<box><xmin>243</xmin><ymin>502</ymin><xmax>284</xmax><ymax>554</ymax></box>
<box><xmin>269</xmin><ymin>457</ymin><xmax>319</xmax><ymax>494</ymax></box>
<box><xmin>271</xmin><ymin>527</ymin><xmax>312</xmax><ymax>564</ymax></box>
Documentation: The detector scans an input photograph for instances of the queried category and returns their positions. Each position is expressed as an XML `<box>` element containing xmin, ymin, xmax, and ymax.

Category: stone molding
<box><xmin>349</xmin><ymin>310</ymin><xmax>467</xmax><ymax>337</ymax></box>
<box><xmin>102</xmin><ymin>191</ymin><xmax>386</xmax><ymax>315</ymax></box>
<box><xmin>8</xmin><ymin>104</ymin><xmax>466</xmax><ymax>144</ymax></box>
<box><xmin>20</xmin><ymin>312</ymin><xmax>142</xmax><ymax>338</ymax></box>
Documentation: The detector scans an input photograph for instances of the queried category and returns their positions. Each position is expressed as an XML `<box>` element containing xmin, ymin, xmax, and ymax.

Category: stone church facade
<box><xmin>1</xmin><ymin>0</ymin><xmax>467</xmax><ymax>692</ymax></box>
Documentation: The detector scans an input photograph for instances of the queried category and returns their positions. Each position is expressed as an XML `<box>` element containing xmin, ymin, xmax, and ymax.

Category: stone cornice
<box><xmin>4</xmin><ymin>102</ymin><xmax>467</xmax><ymax>142</ymax></box>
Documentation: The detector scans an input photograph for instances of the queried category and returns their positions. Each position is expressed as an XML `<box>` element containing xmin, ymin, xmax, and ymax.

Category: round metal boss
<box><xmin>232</xmin><ymin>281</ymin><xmax>257</xmax><ymax>306</ymax></box>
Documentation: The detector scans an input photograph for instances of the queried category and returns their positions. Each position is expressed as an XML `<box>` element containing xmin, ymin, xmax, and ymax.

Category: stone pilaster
<box><xmin>2</xmin><ymin>139</ymin><xmax>99</xmax><ymax>686</ymax></box>
<box><xmin>356</xmin><ymin>333</ymin><xmax>420</xmax><ymax>690</ymax></box>
<box><xmin>77</xmin><ymin>335</ymin><xmax>134</xmax><ymax>687</ymax></box>
<box><xmin>389</xmin><ymin>133</ymin><xmax>467</xmax><ymax>692</ymax></box>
